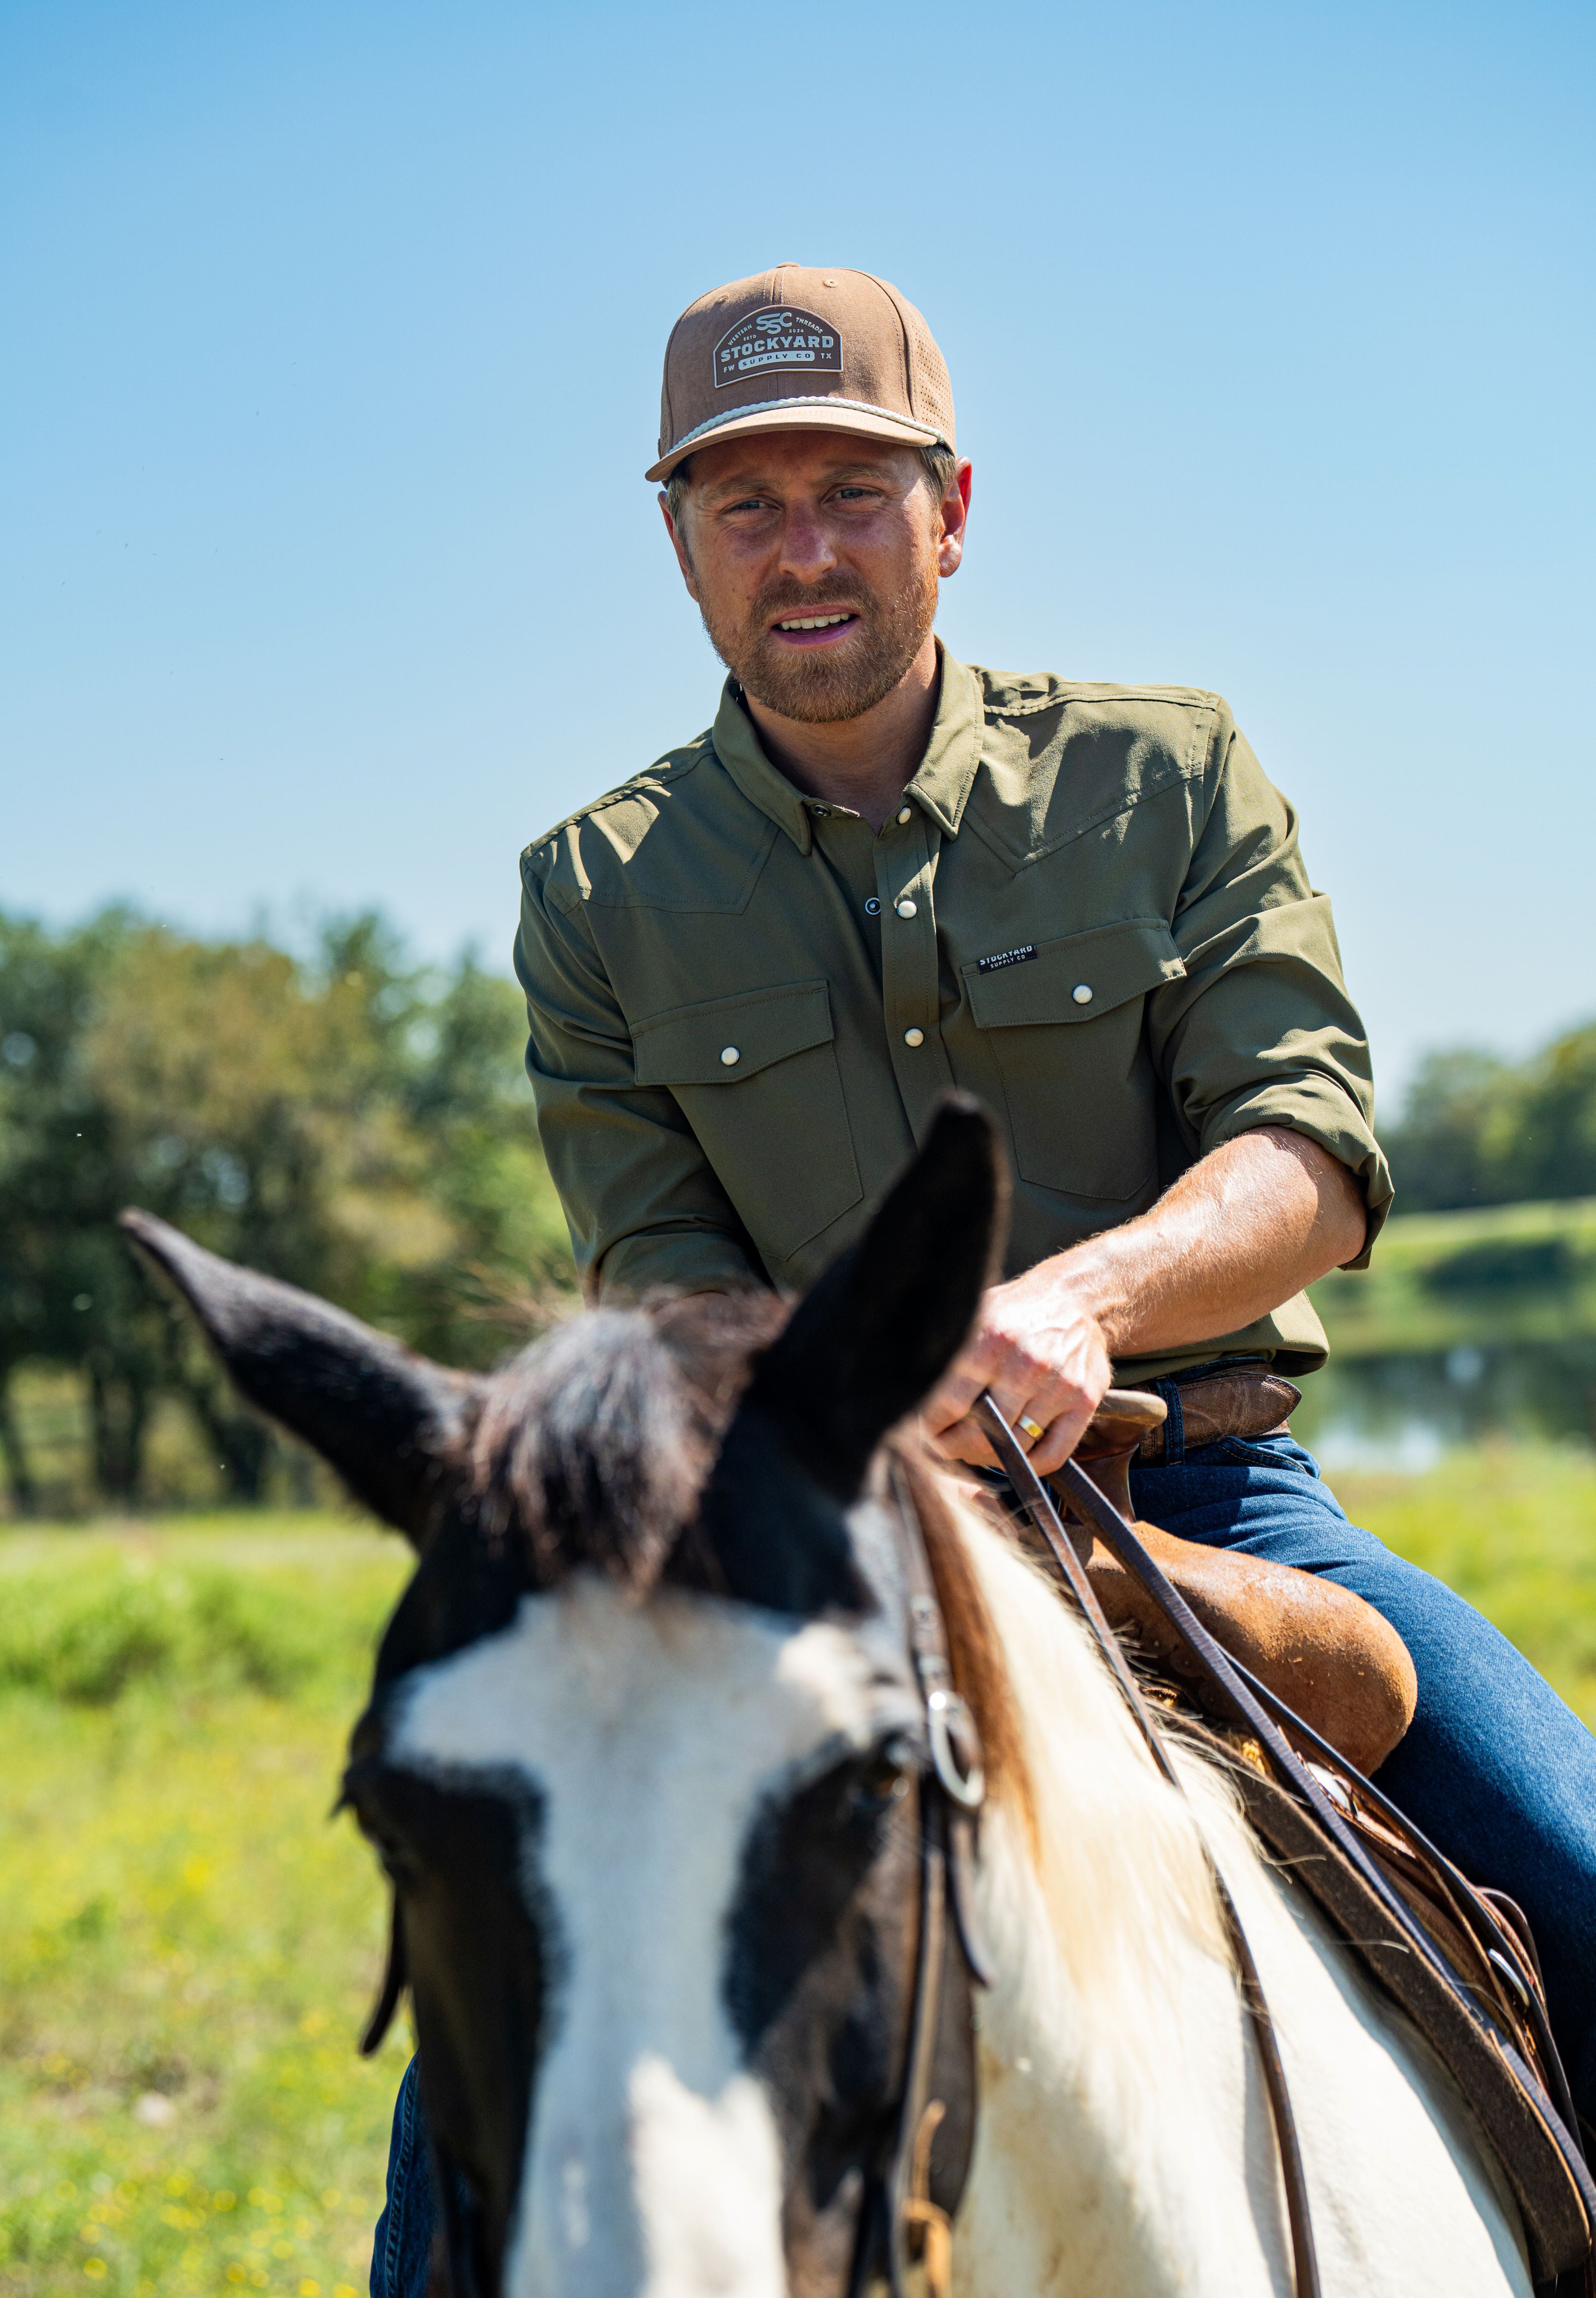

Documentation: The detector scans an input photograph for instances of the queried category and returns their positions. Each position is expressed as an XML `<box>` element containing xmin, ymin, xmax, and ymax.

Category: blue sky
<box><xmin>2</xmin><ymin>0</ymin><xmax>1591</xmax><ymax>1103</ymax></box>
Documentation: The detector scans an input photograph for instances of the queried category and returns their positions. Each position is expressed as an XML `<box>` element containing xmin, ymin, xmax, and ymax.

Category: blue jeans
<box><xmin>370</xmin><ymin>2055</ymin><xmax>432</xmax><ymax>2298</ymax></box>
<box><xmin>369</xmin><ymin>1433</ymin><xmax>1596</xmax><ymax>2292</ymax></box>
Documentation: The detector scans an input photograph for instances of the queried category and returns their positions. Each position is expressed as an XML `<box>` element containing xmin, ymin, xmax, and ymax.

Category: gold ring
<box><xmin>1017</xmin><ymin>1414</ymin><xmax>1047</xmax><ymax>1444</ymax></box>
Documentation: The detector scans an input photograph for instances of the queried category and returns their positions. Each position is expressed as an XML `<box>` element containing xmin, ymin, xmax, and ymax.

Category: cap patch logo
<box><xmin>714</xmin><ymin>306</ymin><xmax>842</xmax><ymax>389</ymax></box>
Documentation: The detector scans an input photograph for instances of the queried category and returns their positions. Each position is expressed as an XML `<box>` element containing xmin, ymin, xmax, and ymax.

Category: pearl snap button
<box><xmin>896</xmin><ymin>898</ymin><xmax>918</xmax><ymax>919</ymax></box>
<box><xmin>720</xmin><ymin>1045</ymin><xmax>741</xmax><ymax>1066</ymax></box>
<box><xmin>905</xmin><ymin>1027</ymin><xmax>925</xmax><ymax>1048</ymax></box>
<box><xmin>897</xmin><ymin>806</ymin><xmax>912</xmax><ymax>824</ymax></box>
<box><xmin>1072</xmin><ymin>983</ymin><xmax>1093</xmax><ymax>1004</ymax></box>
<box><xmin>864</xmin><ymin>897</ymin><xmax>881</xmax><ymax>916</ymax></box>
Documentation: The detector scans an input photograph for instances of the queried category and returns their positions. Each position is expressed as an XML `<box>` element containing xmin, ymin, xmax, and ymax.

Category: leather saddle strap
<box><xmin>976</xmin><ymin>1395</ymin><xmax>1321</xmax><ymax>2298</ymax></box>
<box><xmin>1225</xmin><ymin>1642</ymin><xmax>1583</xmax><ymax>2148</ymax></box>
<box><xmin>1028</xmin><ymin>1420</ymin><xmax>1596</xmax><ymax>2237</ymax></box>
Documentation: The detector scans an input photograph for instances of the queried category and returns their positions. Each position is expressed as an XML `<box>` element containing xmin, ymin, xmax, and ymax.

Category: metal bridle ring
<box><xmin>926</xmin><ymin>1688</ymin><xmax>986</xmax><ymax>1810</ymax></box>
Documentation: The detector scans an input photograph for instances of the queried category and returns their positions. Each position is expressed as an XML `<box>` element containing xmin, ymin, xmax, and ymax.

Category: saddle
<box><xmin>1207</xmin><ymin>1717</ymin><xmax>1595</xmax><ymax>2290</ymax></box>
<box><xmin>985</xmin><ymin>1390</ymin><xmax>1596</xmax><ymax>2296</ymax></box>
<box><xmin>1064</xmin><ymin>1386</ymin><xmax>1417</xmax><ymax>1778</ymax></box>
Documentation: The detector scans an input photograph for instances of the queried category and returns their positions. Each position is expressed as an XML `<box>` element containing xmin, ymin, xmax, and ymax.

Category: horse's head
<box><xmin>122</xmin><ymin>1099</ymin><xmax>1011</xmax><ymax>2298</ymax></box>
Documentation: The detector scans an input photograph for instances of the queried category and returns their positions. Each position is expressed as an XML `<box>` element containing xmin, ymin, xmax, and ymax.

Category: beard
<box><xmin>697</xmin><ymin>552</ymin><xmax>941</xmax><ymax>725</ymax></box>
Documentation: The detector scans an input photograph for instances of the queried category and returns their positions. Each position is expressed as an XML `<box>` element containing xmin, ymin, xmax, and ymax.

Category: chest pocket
<box><xmin>632</xmin><ymin>979</ymin><xmax>862</xmax><ymax>1266</ymax></box>
<box><xmin>963</xmin><ymin>919</ymin><xmax>1185</xmax><ymax>1202</ymax></box>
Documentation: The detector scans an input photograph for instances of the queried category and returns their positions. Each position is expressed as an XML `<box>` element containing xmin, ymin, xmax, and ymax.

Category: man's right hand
<box><xmin>921</xmin><ymin>1264</ymin><xmax>1113</xmax><ymax>1478</ymax></box>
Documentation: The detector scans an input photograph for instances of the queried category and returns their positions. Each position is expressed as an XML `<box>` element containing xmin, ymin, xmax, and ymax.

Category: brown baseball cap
<box><xmin>646</xmin><ymin>264</ymin><xmax>955</xmax><ymax>484</ymax></box>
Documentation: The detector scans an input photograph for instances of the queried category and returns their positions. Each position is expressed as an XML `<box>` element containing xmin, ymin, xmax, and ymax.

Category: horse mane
<box><xmin>890</xmin><ymin>1442</ymin><xmax>1244</xmax><ymax>1993</ymax></box>
<box><xmin>924</xmin><ymin>1473</ymin><xmax>1242</xmax><ymax>2071</ymax></box>
<box><xmin>890</xmin><ymin>1438</ymin><xmax>1034</xmax><ymax>1840</ymax></box>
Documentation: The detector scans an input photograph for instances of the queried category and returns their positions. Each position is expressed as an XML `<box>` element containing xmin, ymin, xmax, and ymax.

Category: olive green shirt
<box><xmin>516</xmin><ymin>649</ymin><xmax>1391</xmax><ymax>1378</ymax></box>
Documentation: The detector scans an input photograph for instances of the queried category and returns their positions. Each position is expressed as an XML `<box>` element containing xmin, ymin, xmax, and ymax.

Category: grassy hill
<box><xmin>1311</xmin><ymin>1196</ymin><xmax>1596</xmax><ymax>1358</ymax></box>
<box><xmin>1301</xmin><ymin>1198</ymin><xmax>1596</xmax><ymax>1455</ymax></box>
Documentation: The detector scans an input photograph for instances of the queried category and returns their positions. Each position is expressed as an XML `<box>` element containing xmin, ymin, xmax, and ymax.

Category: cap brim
<box><xmin>645</xmin><ymin>399</ymin><xmax>944</xmax><ymax>484</ymax></box>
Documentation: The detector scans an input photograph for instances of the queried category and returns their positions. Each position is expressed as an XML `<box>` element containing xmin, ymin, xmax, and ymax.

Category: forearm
<box><xmin>924</xmin><ymin>1127</ymin><xmax>1367</xmax><ymax>1473</ymax></box>
<box><xmin>1039</xmin><ymin>1127</ymin><xmax>1367</xmax><ymax>1358</ymax></box>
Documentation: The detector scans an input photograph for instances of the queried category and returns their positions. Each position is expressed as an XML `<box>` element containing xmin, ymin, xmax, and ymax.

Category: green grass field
<box><xmin>1332</xmin><ymin>1445</ymin><xmax>1596</xmax><ymax>1719</ymax></box>
<box><xmin>3</xmin><ymin>1448</ymin><xmax>1595</xmax><ymax>2294</ymax></box>
<box><xmin>0</xmin><ymin>1516</ymin><xmax>412</xmax><ymax>2298</ymax></box>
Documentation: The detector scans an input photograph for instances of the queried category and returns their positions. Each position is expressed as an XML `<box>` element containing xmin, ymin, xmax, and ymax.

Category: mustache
<box><xmin>751</xmin><ymin>575</ymin><xmax>873</xmax><ymax>625</ymax></box>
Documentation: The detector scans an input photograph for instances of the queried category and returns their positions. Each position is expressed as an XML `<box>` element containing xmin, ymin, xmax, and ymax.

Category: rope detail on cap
<box><xmin>661</xmin><ymin>393</ymin><xmax>943</xmax><ymax>461</ymax></box>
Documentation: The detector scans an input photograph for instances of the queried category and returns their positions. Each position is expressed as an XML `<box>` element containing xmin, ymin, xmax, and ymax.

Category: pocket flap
<box><xmin>964</xmin><ymin>918</ymin><xmax>1184</xmax><ymax>1029</ymax></box>
<box><xmin>632</xmin><ymin>979</ymin><xmax>835</xmax><ymax>1086</ymax></box>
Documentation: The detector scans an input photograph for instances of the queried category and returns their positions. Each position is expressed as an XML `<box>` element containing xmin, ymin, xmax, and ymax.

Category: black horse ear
<box><xmin>119</xmin><ymin>1209</ymin><xmax>475</xmax><ymax>1548</ymax></box>
<box><xmin>745</xmin><ymin>1095</ymin><xmax>1009</xmax><ymax>1500</ymax></box>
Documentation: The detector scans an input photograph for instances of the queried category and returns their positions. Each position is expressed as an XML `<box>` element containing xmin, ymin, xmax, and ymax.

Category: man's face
<box><xmin>661</xmin><ymin>431</ymin><xmax>968</xmax><ymax>724</ymax></box>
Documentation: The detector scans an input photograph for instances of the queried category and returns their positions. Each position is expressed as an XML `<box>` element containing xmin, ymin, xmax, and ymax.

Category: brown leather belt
<box><xmin>1129</xmin><ymin>1366</ymin><xmax>1302</xmax><ymax>1462</ymax></box>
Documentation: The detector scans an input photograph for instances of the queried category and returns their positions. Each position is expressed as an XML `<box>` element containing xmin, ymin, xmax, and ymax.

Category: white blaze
<box><xmin>627</xmin><ymin>2057</ymin><xmax>784</xmax><ymax>2298</ymax></box>
<box><xmin>388</xmin><ymin>1571</ymin><xmax>915</xmax><ymax>2298</ymax></box>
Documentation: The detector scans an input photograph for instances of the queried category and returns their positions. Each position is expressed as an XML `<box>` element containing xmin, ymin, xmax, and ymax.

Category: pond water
<box><xmin>1292</xmin><ymin>1339</ymin><xmax>1596</xmax><ymax>1470</ymax></box>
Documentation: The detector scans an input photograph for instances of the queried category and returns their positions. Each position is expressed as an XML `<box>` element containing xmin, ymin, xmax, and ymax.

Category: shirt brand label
<box><xmin>713</xmin><ymin>307</ymin><xmax>842</xmax><ymax>388</ymax></box>
<box><xmin>978</xmin><ymin>944</ymin><xmax>1037</xmax><ymax>973</ymax></box>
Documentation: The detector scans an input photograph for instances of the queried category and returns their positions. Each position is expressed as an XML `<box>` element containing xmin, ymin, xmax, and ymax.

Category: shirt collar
<box><xmin>904</xmin><ymin>644</ymin><xmax>986</xmax><ymax>838</ymax></box>
<box><xmin>709</xmin><ymin>641</ymin><xmax>987</xmax><ymax>853</ymax></box>
<box><xmin>709</xmin><ymin>678</ymin><xmax>816</xmax><ymax>853</ymax></box>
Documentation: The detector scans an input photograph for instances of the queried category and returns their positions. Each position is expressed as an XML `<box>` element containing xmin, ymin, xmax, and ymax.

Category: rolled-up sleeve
<box><xmin>515</xmin><ymin>849</ymin><xmax>762</xmax><ymax>1299</ymax></box>
<box><xmin>1146</xmin><ymin>711</ymin><xmax>1393</xmax><ymax>1267</ymax></box>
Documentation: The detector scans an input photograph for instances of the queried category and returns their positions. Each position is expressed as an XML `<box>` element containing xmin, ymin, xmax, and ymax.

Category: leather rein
<box><xmin>858</xmin><ymin>1416</ymin><xmax>1314</xmax><ymax>2298</ymax></box>
<box><xmin>974</xmin><ymin>1395</ymin><xmax>1321</xmax><ymax>2298</ymax></box>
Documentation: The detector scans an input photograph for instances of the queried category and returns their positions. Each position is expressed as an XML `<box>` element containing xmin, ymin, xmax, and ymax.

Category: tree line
<box><xmin>0</xmin><ymin>906</ymin><xmax>570</xmax><ymax>1513</ymax></box>
<box><xmin>2</xmin><ymin>900</ymin><xmax>1592</xmax><ymax>1512</ymax></box>
<box><xmin>1382</xmin><ymin>1023</ymin><xmax>1596</xmax><ymax>1213</ymax></box>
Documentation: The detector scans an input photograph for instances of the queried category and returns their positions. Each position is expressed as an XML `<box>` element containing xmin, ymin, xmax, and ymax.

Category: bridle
<box><xmin>844</xmin><ymin>1460</ymin><xmax>991</xmax><ymax>2298</ymax></box>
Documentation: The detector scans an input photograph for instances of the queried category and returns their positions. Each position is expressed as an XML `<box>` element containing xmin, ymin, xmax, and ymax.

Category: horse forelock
<box><xmin>462</xmin><ymin>1291</ymin><xmax>791</xmax><ymax>1597</ymax></box>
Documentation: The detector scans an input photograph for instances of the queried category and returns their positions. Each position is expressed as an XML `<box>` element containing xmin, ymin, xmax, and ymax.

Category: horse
<box><xmin>122</xmin><ymin>1100</ymin><xmax>1532</xmax><ymax>2298</ymax></box>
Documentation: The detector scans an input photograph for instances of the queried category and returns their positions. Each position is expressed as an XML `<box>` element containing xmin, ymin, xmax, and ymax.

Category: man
<box><xmin>369</xmin><ymin>266</ymin><xmax>1596</xmax><ymax>2287</ymax></box>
